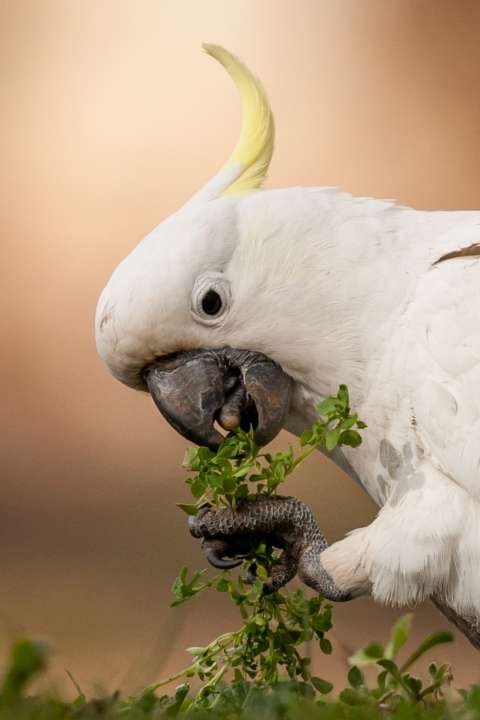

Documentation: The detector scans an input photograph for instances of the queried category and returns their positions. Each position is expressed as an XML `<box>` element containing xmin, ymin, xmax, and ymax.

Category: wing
<box><xmin>408</xmin><ymin>256</ymin><xmax>480</xmax><ymax>499</ymax></box>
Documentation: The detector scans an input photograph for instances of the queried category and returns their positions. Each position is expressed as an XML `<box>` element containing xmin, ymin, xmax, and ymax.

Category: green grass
<box><xmin>0</xmin><ymin>624</ymin><xmax>479</xmax><ymax>719</ymax></box>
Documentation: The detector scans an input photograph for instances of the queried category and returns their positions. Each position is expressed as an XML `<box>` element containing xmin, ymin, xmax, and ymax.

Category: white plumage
<box><xmin>95</xmin><ymin>46</ymin><xmax>480</xmax><ymax>631</ymax></box>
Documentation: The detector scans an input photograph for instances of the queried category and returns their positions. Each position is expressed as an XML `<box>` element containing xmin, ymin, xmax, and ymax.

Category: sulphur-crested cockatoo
<box><xmin>96</xmin><ymin>45</ymin><xmax>480</xmax><ymax>646</ymax></box>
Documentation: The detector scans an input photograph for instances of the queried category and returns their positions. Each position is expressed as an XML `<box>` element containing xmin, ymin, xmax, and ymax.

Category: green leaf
<box><xmin>197</xmin><ymin>447</ymin><xmax>213</xmax><ymax>462</ymax></box>
<box><xmin>404</xmin><ymin>674</ymin><xmax>423</xmax><ymax>697</ymax></box>
<box><xmin>190</xmin><ymin>477</ymin><xmax>206</xmax><ymax>498</ymax></box>
<box><xmin>311</xmin><ymin>677</ymin><xmax>333</xmax><ymax>694</ymax></box>
<box><xmin>256</xmin><ymin>564</ymin><xmax>269</xmax><ymax>580</ymax></box>
<box><xmin>376</xmin><ymin>658</ymin><xmax>420</xmax><ymax>701</ymax></box>
<box><xmin>338</xmin><ymin>415</ymin><xmax>357</xmax><ymax>430</ymax></box>
<box><xmin>376</xmin><ymin>669</ymin><xmax>388</xmax><ymax>694</ymax></box>
<box><xmin>182</xmin><ymin>447</ymin><xmax>198</xmax><ymax>469</ymax></box>
<box><xmin>349</xmin><ymin>642</ymin><xmax>384</xmax><ymax>667</ymax></box>
<box><xmin>316</xmin><ymin>398</ymin><xmax>338</xmax><ymax>416</ymax></box>
<box><xmin>320</xmin><ymin>637</ymin><xmax>332</xmax><ymax>655</ymax></box>
<box><xmin>300</xmin><ymin>430</ymin><xmax>313</xmax><ymax>446</ymax></box>
<box><xmin>385</xmin><ymin>613</ymin><xmax>414</xmax><ymax>660</ymax></box>
<box><xmin>222</xmin><ymin>475</ymin><xmax>237</xmax><ymax>492</ymax></box>
<box><xmin>236</xmin><ymin>483</ymin><xmax>249</xmax><ymax>500</ymax></box>
<box><xmin>170</xmin><ymin>567</ymin><xmax>208</xmax><ymax>606</ymax></box>
<box><xmin>1</xmin><ymin>639</ymin><xmax>50</xmax><ymax>700</ymax></box>
<box><xmin>325</xmin><ymin>428</ymin><xmax>342</xmax><ymax>451</ymax></box>
<box><xmin>233</xmin><ymin>466</ymin><xmax>251</xmax><ymax>478</ymax></box>
<box><xmin>400</xmin><ymin>631</ymin><xmax>454</xmax><ymax>672</ymax></box>
<box><xmin>215</xmin><ymin>578</ymin><xmax>230</xmax><ymax>592</ymax></box>
<box><xmin>377</xmin><ymin>658</ymin><xmax>405</xmax><ymax>688</ymax></box>
<box><xmin>339</xmin><ymin>430</ymin><xmax>362</xmax><ymax>448</ymax></box>
<box><xmin>347</xmin><ymin>665</ymin><xmax>364</xmax><ymax>688</ymax></box>
<box><xmin>164</xmin><ymin>683</ymin><xmax>189</xmax><ymax>714</ymax></box>
<box><xmin>337</xmin><ymin>384</ymin><xmax>350</xmax><ymax>410</ymax></box>
<box><xmin>217</xmin><ymin>442</ymin><xmax>240</xmax><ymax>459</ymax></box>
<box><xmin>377</xmin><ymin>658</ymin><xmax>400</xmax><ymax>674</ymax></box>
<box><xmin>176</xmin><ymin>503</ymin><xmax>198</xmax><ymax>516</ymax></box>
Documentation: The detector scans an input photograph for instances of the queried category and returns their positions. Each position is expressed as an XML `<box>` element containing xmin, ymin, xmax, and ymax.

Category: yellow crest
<box><xmin>202</xmin><ymin>44</ymin><xmax>275</xmax><ymax>197</ymax></box>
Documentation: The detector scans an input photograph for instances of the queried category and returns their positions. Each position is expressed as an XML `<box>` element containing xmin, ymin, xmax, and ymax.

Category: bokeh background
<box><xmin>2</xmin><ymin>0</ymin><xmax>480</xmax><ymax>695</ymax></box>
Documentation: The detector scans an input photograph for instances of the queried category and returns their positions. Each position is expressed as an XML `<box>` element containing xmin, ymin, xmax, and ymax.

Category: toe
<box><xmin>188</xmin><ymin>504</ymin><xmax>214</xmax><ymax>538</ymax></box>
<box><xmin>264</xmin><ymin>551</ymin><xmax>298</xmax><ymax>593</ymax></box>
<box><xmin>188</xmin><ymin>514</ymin><xmax>203</xmax><ymax>538</ymax></box>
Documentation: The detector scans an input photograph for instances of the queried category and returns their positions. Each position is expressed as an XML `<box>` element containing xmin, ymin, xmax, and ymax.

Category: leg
<box><xmin>432</xmin><ymin>597</ymin><xmax>480</xmax><ymax>650</ymax></box>
<box><xmin>309</xmin><ymin>530</ymin><xmax>371</xmax><ymax>599</ymax></box>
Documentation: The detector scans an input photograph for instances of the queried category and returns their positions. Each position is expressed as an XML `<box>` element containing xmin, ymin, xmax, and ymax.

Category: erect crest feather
<box><xmin>188</xmin><ymin>44</ymin><xmax>274</xmax><ymax>203</ymax></box>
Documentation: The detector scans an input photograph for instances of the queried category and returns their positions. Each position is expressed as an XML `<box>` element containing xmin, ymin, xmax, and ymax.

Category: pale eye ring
<box><xmin>191</xmin><ymin>272</ymin><xmax>230</xmax><ymax>326</ymax></box>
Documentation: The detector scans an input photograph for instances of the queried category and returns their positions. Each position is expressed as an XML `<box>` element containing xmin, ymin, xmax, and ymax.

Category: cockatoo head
<box><xmin>95</xmin><ymin>45</ymin><xmax>294</xmax><ymax>448</ymax></box>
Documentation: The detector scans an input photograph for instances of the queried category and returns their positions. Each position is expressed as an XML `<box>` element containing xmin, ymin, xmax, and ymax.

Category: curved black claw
<box><xmin>188</xmin><ymin>495</ymin><xmax>352</xmax><ymax>600</ymax></box>
<box><xmin>202</xmin><ymin>538</ymin><xmax>244</xmax><ymax>569</ymax></box>
<box><xmin>245</xmin><ymin>562</ymin><xmax>258</xmax><ymax>585</ymax></box>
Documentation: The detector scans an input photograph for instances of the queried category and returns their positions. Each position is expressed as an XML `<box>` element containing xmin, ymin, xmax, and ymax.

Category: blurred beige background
<box><xmin>2</xmin><ymin>0</ymin><xmax>480</xmax><ymax>696</ymax></box>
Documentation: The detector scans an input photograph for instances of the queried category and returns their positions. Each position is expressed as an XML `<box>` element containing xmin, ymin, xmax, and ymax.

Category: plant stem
<box><xmin>155</xmin><ymin>630</ymin><xmax>243</xmax><ymax>690</ymax></box>
<box><xmin>288</xmin><ymin>437</ymin><xmax>327</xmax><ymax>476</ymax></box>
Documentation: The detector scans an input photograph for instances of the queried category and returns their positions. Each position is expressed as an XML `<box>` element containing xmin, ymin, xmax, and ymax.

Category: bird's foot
<box><xmin>188</xmin><ymin>495</ymin><xmax>351</xmax><ymax>600</ymax></box>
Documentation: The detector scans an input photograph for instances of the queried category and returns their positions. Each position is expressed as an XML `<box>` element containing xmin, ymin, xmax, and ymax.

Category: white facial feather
<box><xmin>95</xmin><ymin>199</ymin><xmax>239</xmax><ymax>387</ymax></box>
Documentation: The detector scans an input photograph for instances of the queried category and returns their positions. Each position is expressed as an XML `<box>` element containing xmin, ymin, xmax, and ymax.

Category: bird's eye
<box><xmin>201</xmin><ymin>289</ymin><xmax>223</xmax><ymax>316</ymax></box>
<box><xmin>191</xmin><ymin>272</ymin><xmax>231</xmax><ymax>326</ymax></box>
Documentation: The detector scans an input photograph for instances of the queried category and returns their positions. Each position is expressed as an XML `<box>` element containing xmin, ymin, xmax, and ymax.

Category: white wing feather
<box><xmin>410</xmin><ymin>257</ymin><xmax>480</xmax><ymax>498</ymax></box>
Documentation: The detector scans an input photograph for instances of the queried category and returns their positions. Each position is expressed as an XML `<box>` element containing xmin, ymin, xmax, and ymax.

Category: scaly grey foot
<box><xmin>188</xmin><ymin>496</ymin><xmax>351</xmax><ymax>601</ymax></box>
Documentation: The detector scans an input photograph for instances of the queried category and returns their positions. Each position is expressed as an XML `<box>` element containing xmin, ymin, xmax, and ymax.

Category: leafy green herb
<box><xmin>177</xmin><ymin>384</ymin><xmax>366</xmax><ymax>514</ymax></box>
<box><xmin>160</xmin><ymin>387</ymin><xmax>362</xmax><ymax>707</ymax></box>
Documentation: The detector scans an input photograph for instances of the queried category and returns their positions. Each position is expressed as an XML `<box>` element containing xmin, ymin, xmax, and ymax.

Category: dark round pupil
<box><xmin>201</xmin><ymin>289</ymin><xmax>222</xmax><ymax>316</ymax></box>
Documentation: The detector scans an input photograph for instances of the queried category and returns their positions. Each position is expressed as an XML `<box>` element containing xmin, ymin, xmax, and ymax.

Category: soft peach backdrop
<box><xmin>2</xmin><ymin>0</ymin><xmax>480</xmax><ymax>694</ymax></box>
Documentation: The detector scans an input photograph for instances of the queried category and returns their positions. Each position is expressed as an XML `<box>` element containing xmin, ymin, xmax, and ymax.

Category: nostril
<box><xmin>224</xmin><ymin>373</ymin><xmax>239</xmax><ymax>393</ymax></box>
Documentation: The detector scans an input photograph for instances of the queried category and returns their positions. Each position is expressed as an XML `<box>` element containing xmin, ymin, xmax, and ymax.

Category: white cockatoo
<box><xmin>96</xmin><ymin>45</ymin><xmax>480</xmax><ymax>646</ymax></box>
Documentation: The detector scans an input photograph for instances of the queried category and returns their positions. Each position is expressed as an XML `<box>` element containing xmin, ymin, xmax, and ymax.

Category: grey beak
<box><xmin>143</xmin><ymin>348</ymin><xmax>292</xmax><ymax>449</ymax></box>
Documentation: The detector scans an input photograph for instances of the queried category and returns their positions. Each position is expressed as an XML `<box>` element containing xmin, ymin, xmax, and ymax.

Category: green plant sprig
<box><xmin>165</xmin><ymin>573</ymin><xmax>335</xmax><ymax>709</ymax></box>
<box><xmin>157</xmin><ymin>386</ymin><xmax>364</xmax><ymax>708</ymax></box>
<box><xmin>177</xmin><ymin>384</ymin><xmax>366</xmax><ymax>516</ymax></box>
<box><xmin>339</xmin><ymin>614</ymin><xmax>453</xmax><ymax>708</ymax></box>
